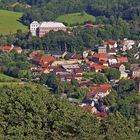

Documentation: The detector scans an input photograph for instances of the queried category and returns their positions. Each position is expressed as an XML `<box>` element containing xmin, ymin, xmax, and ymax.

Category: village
<box><xmin>0</xmin><ymin>35</ymin><xmax>140</xmax><ymax>118</ymax></box>
<box><xmin>0</xmin><ymin>19</ymin><xmax>140</xmax><ymax>119</ymax></box>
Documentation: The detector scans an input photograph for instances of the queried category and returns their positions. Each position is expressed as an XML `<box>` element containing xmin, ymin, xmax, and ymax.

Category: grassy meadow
<box><xmin>56</xmin><ymin>12</ymin><xmax>96</xmax><ymax>26</ymax></box>
<box><xmin>0</xmin><ymin>10</ymin><xmax>28</xmax><ymax>35</ymax></box>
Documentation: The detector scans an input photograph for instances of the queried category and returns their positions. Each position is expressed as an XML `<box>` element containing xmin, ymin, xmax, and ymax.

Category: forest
<box><xmin>1</xmin><ymin>0</ymin><xmax>140</xmax><ymax>25</ymax></box>
<box><xmin>0</xmin><ymin>84</ymin><xmax>140</xmax><ymax>139</ymax></box>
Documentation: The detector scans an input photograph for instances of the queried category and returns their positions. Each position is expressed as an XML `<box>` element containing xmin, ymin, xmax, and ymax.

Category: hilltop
<box><xmin>56</xmin><ymin>12</ymin><xmax>96</xmax><ymax>26</ymax></box>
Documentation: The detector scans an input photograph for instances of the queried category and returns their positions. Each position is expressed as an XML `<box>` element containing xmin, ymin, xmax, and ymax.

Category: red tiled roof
<box><xmin>82</xmin><ymin>105</ymin><xmax>93</xmax><ymax>111</ymax></box>
<box><xmin>0</xmin><ymin>46</ymin><xmax>12</xmax><ymax>51</ymax></box>
<box><xmin>71</xmin><ymin>54</ymin><xmax>82</xmax><ymax>59</ymax></box>
<box><xmin>13</xmin><ymin>47</ymin><xmax>22</xmax><ymax>51</ymax></box>
<box><xmin>93</xmin><ymin>54</ymin><xmax>108</xmax><ymax>59</ymax></box>
<box><xmin>101</xmin><ymin>41</ymin><xmax>116</xmax><ymax>46</ymax></box>
<box><xmin>108</xmin><ymin>48</ymin><xmax>116</xmax><ymax>53</ymax></box>
<box><xmin>117</xmin><ymin>57</ymin><xmax>128</xmax><ymax>63</ymax></box>
<box><xmin>91</xmin><ymin>63</ymin><xmax>108</xmax><ymax>70</ymax></box>
<box><xmin>96</xmin><ymin>112</ymin><xmax>108</xmax><ymax>119</ymax></box>
<box><xmin>111</xmin><ymin>63</ymin><xmax>123</xmax><ymax>68</ymax></box>
<box><xmin>89</xmin><ymin>84</ymin><xmax>112</xmax><ymax>91</ymax></box>
<box><xmin>99</xmin><ymin>61</ymin><xmax>108</xmax><ymax>65</ymax></box>
<box><xmin>39</xmin><ymin>56</ymin><xmax>55</xmax><ymax>67</ymax></box>
<box><xmin>74</xmin><ymin>68</ymin><xmax>83</xmax><ymax>73</ymax></box>
<box><xmin>54</xmin><ymin>67</ymin><xmax>64</xmax><ymax>72</ymax></box>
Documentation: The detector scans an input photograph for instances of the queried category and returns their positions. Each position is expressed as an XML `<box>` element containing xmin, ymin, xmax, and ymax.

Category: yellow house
<box><xmin>120</xmin><ymin>72</ymin><xmax>128</xmax><ymax>79</ymax></box>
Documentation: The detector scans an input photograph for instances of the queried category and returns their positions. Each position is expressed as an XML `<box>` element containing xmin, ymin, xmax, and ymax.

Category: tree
<box><xmin>91</xmin><ymin>72</ymin><xmax>108</xmax><ymax>84</ymax></box>
<box><xmin>117</xmin><ymin>79</ymin><xmax>135</xmax><ymax>93</ymax></box>
<box><xmin>76</xmin><ymin>87</ymin><xmax>89</xmax><ymax>99</ymax></box>
<box><xmin>0</xmin><ymin>84</ymin><xmax>100</xmax><ymax>139</ymax></box>
<box><xmin>104</xmin><ymin>68</ymin><xmax>121</xmax><ymax>81</ymax></box>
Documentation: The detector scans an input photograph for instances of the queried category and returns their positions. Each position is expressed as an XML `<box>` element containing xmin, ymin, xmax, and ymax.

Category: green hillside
<box><xmin>56</xmin><ymin>12</ymin><xmax>96</xmax><ymax>26</ymax></box>
<box><xmin>0</xmin><ymin>10</ymin><xmax>28</xmax><ymax>35</ymax></box>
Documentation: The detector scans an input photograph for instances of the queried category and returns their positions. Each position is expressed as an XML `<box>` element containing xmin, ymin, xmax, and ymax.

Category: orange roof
<box><xmin>91</xmin><ymin>63</ymin><xmax>108</xmax><ymax>70</ymax></box>
<box><xmin>13</xmin><ymin>47</ymin><xmax>22</xmax><ymax>51</ymax></box>
<box><xmin>0</xmin><ymin>46</ymin><xmax>12</xmax><ymax>51</ymax></box>
<box><xmin>39</xmin><ymin>56</ymin><xmax>55</xmax><ymax>67</ymax></box>
<box><xmin>93</xmin><ymin>54</ymin><xmax>108</xmax><ymax>59</ymax></box>
<box><xmin>89</xmin><ymin>84</ymin><xmax>112</xmax><ymax>91</ymax></box>
<box><xmin>82</xmin><ymin>105</ymin><xmax>93</xmax><ymax>111</ymax></box>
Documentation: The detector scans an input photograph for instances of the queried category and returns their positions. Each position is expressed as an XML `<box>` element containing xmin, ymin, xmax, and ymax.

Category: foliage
<box><xmin>0</xmin><ymin>84</ymin><xmax>139</xmax><ymax>139</ymax></box>
<box><xmin>0</xmin><ymin>52</ymin><xmax>31</xmax><ymax>79</ymax></box>
<box><xmin>0</xmin><ymin>84</ymin><xmax>99</xmax><ymax>139</ymax></box>
<box><xmin>117</xmin><ymin>79</ymin><xmax>135</xmax><ymax>93</ymax></box>
<box><xmin>76</xmin><ymin>87</ymin><xmax>89</xmax><ymax>99</ymax></box>
<box><xmin>91</xmin><ymin>72</ymin><xmax>108</xmax><ymax>85</ymax></box>
<box><xmin>103</xmin><ymin>68</ymin><xmax>121</xmax><ymax>80</ymax></box>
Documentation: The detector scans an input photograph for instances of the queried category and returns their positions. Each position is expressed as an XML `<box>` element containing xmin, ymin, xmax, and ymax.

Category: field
<box><xmin>55</xmin><ymin>12</ymin><xmax>96</xmax><ymax>26</ymax></box>
<box><xmin>0</xmin><ymin>10</ymin><xmax>28</xmax><ymax>35</ymax></box>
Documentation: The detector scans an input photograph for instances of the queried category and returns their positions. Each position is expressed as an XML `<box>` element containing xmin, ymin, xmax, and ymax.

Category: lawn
<box><xmin>0</xmin><ymin>10</ymin><xmax>28</xmax><ymax>35</ymax></box>
<box><xmin>55</xmin><ymin>12</ymin><xmax>96</xmax><ymax>26</ymax></box>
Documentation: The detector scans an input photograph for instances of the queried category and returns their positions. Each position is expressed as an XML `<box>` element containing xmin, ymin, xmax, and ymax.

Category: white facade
<box><xmin>30</xmin><ymin>21</ymin><xmax>66</xmax><ymax>37</ymax></box>
<box><xmin>108</xmin><ymin>58</ymin><xmax>118</xmax><ymax>65</ymax></box>
<box><xmin>30</xmin><ymin>21</ymin><xmax>40</xmax><ymax>36</ymax></box>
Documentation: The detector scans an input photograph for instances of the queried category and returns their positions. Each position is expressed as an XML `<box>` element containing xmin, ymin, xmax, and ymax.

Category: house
<box><xmin>83</xmin><ymin>50</ymin><xmax>94</xmax><ymax>58</ymax></box>
<box><xmin>131</xmin><ymin>64</ymin><xmax>140</xmax><ymax>69</ymax></box>
<box><xmin>30</xmin><ymin>21</ymin><xmax>67</xmax><ymax>37</ymax></box>
<box><xmin>40</xmin><ymin>68</ymin><xmax>50</xmax><ymax>74</ymax></box>
<box><xmin>120</xmin><ymin>38</ymin><xmax>135</xmax><ymax>51</ymax></box>
<box><xmin>96</xmin><ymin>103</ymin><xmax>110</xmax><ymax>113</ymax></box>
<box><xmin>62</xmin><ymin>64</ymin><xmax>80</xmax><ymax>71</ymax></box>
<box><xmin>111</xmin><ymin>63</ymin><xmax>125</xmax><ymax>72</ymax></box>
<box><xmin>92</xmin><ymin>54</ymin><xmax>108</xmax><ymax>63</ymax></box>
<box><xmin>79</xmin><ymin>80</ymin><xmax>90</xmax><ymax>87</ymax></box>
<box><xmin>31</xmin><ymin>55</ymin><xmax>55</xmax><ymax>67</ymax></box>
<box><xmin>0</xmin><ymin>45</ymin><xmax>22</xmax><ymax>53</ymax></box>
<box><xmin>82</xmin><ymin>105</ymin><xmax>97</xmax><ymax>113</ymax></box>
<box><xmin>90</xmin><ymin>63</ymin><xmax>108</xmax><ymax>72</ymax></box>
<box><xmin>99</xmin><ymin>61</ymin><xmax>109</xmax><ymax>67</ymax></box>
<box><xmin>0</xmin><ymin>46</ymin><xmax>14</xmax><ymax>52</ymax></box>
<box><xmin>51</xmin><ymin>59</ymin><xmax>82</xmax><ymax>66</ymax></box>
<box><xmin>117</xmin><ymin>56</ymin><xmax>128</xmax><ymax>63</ymax></box>
<box><xmin>101</xmin><ymin>40</ymin><xmax>117</xmax><ymax>49</ymax></box>
<box><xmin>131</xmin><ymin>67</ymin><xmax>140</xmax><ymax>78</ymax></box>
<box><xmin>29</xmin><ymin>50</ymin><xmax>44</xmax><ymax>60</ymax></box>
<box><xmin>71</xmin><ymin>54</ymin><xmax>82</xmax><ymax>59</ymax></box>
<box><xmin>73</xmin><ymin>74</ymin><xmax>83</xmax><ymax>81</ymax></box>
<box><xmin>134</xmin><ymin>52</ymin><xmax>140</xmax><ymax>60</ymax></box>
<box><xmin>13</xmin><ymin>47</ymin><xmax>23</xmax><ymax>53</ymax></box>
<box><xmin>108</xmin><ymin>56</ymin><xmax>118</xmax><ymax>65</ymax></box>
<box><xmin>39</xmin><ymin>56</ymin><xmax>55</xmax><ymax>67</ymax></box>
<box><xmin>87</xmin><ymin>84</ymin><xmax>112</xmax><ymax>100</ymax></box>
<box><xmin>107</xmin><ymin>48</ymin><xmax>117</xmax><ymax>55</ymax></box>
<box><xmin>98</xmin><ymin>46</ymin><xmax>107</xmax><ymax>54</ymax></box>
<box><xmin>120</xmin><ymin>72</ymin><xmax>128</xmax><ymax>79</ymax></box>
<box><xmin>96</xmin><ymin>112</ymin><xmax>108</xmax><ymax>119</ymax></box>
<box><xmin>74</xmin><ymin>69</ymin><xmax>83</xmax><ymax>76</ymax></box>
<box><xmin>49</xmin><ymin>51</ymin><xmax>67</xmax><ymax>58</ymax></box>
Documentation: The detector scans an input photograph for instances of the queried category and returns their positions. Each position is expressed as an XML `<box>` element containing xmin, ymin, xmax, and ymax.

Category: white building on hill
<box><xmin>30</xmin><ymin>21</ymin><xmax>66</xmax><ymax>37</ymax></box>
